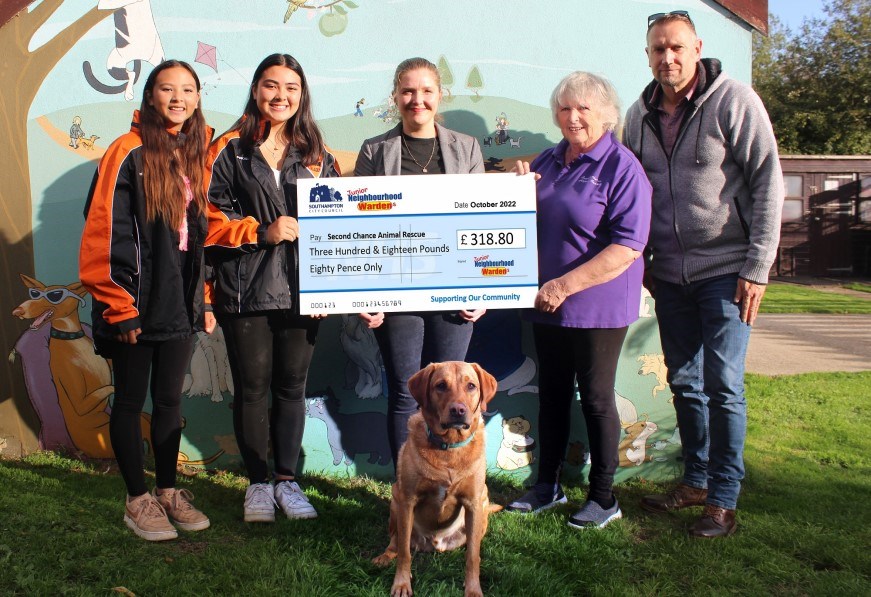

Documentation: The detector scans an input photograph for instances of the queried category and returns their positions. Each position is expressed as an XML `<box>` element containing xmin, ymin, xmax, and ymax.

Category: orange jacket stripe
<box><xmin>204</xmin><ymin>131</ymin><xmax>262</xmax><ymax>249</ymax></box>
<box><xmin>79</xmin><ymin>134</ymin><xmax>141</xmax><ymax>326</ymax></box>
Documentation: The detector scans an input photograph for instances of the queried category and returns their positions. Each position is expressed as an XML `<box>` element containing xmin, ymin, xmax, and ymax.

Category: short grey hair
<box><xmin>550</xmin><ymin>71</ymin><xmax>621</xmax><ymax>132</ymax></box>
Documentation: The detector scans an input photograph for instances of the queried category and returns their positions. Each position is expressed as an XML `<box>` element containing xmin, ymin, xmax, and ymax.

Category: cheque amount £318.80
<box><xmin>456</xmin><ymin>228</ymin><xmax>526</xmax><ymax>249</ymax></box>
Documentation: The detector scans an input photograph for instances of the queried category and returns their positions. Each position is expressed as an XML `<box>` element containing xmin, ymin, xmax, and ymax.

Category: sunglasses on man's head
<box><xmin>647</xmin><ymin>10</ymin><xmax>693</xmax><ymax>28</ymax></box>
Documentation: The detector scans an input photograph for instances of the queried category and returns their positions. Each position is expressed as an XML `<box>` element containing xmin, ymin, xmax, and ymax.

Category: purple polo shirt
<box><xmin>525</xmin><ymin>131</ymin><xmax>651</xmax><ymax>328</ymax></box>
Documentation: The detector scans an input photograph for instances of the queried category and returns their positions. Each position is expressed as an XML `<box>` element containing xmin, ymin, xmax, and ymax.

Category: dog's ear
<box><xmin>470</xmin><ymin>363</ymin><xmax>497</xmax><ymax>410</ymax></box>
<box><xmin>68</xmin><ymin>282</ymin><xmax>87</xmax><ymax>298</ymax></box>
<box><xmin>407</xmin><ymin>363</ymin><xmax>436</xmax><ymax>409</ymax></box>
<box><xmin>19</xmin><ymin>273</ymin><xmax>43</xmax><ymax>290</ymax></box>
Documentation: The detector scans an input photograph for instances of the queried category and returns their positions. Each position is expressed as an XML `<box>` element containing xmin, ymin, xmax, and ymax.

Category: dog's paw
<box><xmin>390</xmin><ymin>578</ymin><xmax>413</xmax><ymax>597</ymax></box>
<box><xmin>372</xmin><ymin>551</ymin><xmax>396</xmax><ymax>567</ymax></box>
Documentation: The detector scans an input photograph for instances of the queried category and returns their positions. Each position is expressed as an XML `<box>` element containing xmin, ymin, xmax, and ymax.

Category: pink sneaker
<box><xmin>124</xmin><ymin>493</ymin><xmax>177</xmax><ymax>541</ymax></box>
<box><xmin>154</xmin><ymin>488</ymin><xmax>210</xmax><ymax>532</ymax></box>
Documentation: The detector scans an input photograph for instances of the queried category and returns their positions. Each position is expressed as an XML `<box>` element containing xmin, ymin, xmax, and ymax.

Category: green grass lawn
<box><xmin>1</xmin><ymin>372</ymin><xmax>869</xmax><ymax>596</ymax></box>
<box><xmin>761</xmin><ymin>282</ymin><xmax>871</xmax><ymax>314</ymax></box>
<box><xmin>843</xmin><ymin>282</ymin><xmax>871</xmax><ymax>294</ymax></box>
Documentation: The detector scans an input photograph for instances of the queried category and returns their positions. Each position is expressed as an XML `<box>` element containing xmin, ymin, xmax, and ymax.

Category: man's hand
<box><xmin>734</xmin><ymin>278</ymin><xmax>766</xmax><ymax>325</ymax></box>
<box><xmin>266</xmin><ymin>216</ymin><xmax>299</xmax><ymax>244</ymax></box>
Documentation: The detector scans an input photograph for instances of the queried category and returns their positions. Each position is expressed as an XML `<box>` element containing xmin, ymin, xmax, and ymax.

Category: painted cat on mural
<box><xmin>82</xmin><ymin>0</ymin><xmax>165</xmax><ymax>100</ymax></box>
<box><xmin>305</xmin><ymin>390</ymin><xmax>392</xmax><ymax>467</ymax></box>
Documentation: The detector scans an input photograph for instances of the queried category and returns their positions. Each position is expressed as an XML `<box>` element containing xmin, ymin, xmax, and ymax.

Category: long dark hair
<box><xmin>229</xmin><ymin>53</ymin><xmax>325</xmax><ymax>166</ymax></box>
<box><xmin>139</xmin><ymin>59</ymin><xmax>209</xmax><ymax>228</ymax></box>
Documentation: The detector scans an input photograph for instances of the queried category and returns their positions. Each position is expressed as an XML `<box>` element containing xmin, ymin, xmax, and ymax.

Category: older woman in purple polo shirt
<box><xmin>506</xmin><ymin>72</ymin><xmax>651</xmax><ymax>529</ymax></box>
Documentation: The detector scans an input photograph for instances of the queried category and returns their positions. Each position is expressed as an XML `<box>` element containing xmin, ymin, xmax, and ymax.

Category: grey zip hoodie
<box><xmin>623</xmin><ymin>59</ymin><xmax>784</xmax><ymax>285</ymax></box>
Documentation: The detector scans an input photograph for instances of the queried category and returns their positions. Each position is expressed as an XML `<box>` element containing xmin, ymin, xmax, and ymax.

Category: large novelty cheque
<box><xmin>296</xmin><ymin>173</ymin><xmax>538</xmax><ymax>315</ymax></box>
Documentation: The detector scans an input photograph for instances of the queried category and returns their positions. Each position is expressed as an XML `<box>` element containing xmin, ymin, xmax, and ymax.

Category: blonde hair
<box><xmin>550</xmin><ymin>71</ymin><xmax>621</xmax><ymax>132</ymax></box>
<box><xmin>391</xmin><ymin>57</ymin><xmax>441</xmax><ymax>97</ymax></box>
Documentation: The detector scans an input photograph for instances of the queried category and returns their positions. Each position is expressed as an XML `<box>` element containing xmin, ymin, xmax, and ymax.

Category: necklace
<box><xmin>401</xmin><ymin>134</ymin><xmax>437</xmax><ymax>173</ymax></box>
<box><xmin>266</xmin><ymin>138</ymin><xmax>287</xmax><ymax>161</ymax></box>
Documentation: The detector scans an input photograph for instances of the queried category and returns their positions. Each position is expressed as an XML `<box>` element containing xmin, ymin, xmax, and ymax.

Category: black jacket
<box><xmin>79</xmin><ymin>112</ymin><xmax>209</xmax><ymax>351</ymax></box>
<box><xmin>205</xmin><ymin>130</ymin><xmax>341</xmax><ymax>314</ymax></box>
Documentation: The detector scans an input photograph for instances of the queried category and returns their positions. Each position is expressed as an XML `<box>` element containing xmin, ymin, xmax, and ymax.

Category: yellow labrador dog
<box><xmin>373</xmin><ymin>361</ymin><xmax>498</xmax><ymax>597</ymax></box>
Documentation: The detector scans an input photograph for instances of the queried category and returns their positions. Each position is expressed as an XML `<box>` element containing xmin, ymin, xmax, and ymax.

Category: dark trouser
<box><xmin>374</xmin><ymin>311</ymin><xmax>474</xmax><ymax>468</ymax></box>
<box><xmin>219</xmin><ymin>311</ymin><xmax>319</xmax><ymax>484</ymax></box>
<box><xmin>109</xmin><ymin>336</ymin><xmax>196</xmax><ymax>497</ymax></box>
<box><xmin>533</xmin><ymin>323</ymin><xmax>627</xmax><ymax>506</ymax></box>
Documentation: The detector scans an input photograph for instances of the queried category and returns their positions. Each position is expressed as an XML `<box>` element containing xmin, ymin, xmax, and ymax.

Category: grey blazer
<box><xmin>354</xmin><ymin>123</ymin><xmax>485</xmax><ymax>176</ymax></box>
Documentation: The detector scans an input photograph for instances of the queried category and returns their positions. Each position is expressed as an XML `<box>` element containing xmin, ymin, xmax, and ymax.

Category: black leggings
<box><xmin>219</xmin><ymin>311</ymin><xmax>319</xmax><ymax>484</ymax></box>
<box><xmin>533</xmin><ymin>324</ymin><xmax>627</xmax><ymax>506</ymax></box>
<box><xmin>109</xmin><ymin>336</ymin><xmax>196</xmax><ymax>497</ymax></box>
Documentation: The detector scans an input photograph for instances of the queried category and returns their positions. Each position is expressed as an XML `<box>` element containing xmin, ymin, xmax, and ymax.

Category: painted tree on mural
<box><xmin>466</xmin><ymin>66</ymin><xmax>484</xmax><ymax>102</ymax></box>
<box><xmin>437</xmin><ymin>55</ymin><xmax>455</xmax><ymax>103</ymax></box>
<box><xmin>0</xmin><ymin>1</ymin><xmax>106</xmax><ymax>440</ymax></box>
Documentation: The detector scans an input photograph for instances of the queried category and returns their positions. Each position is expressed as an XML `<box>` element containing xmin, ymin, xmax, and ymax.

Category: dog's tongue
<box><xmin>30</xmin><ymin>309</ymin><xmax>53</xmax><ymax>330</ymax></box>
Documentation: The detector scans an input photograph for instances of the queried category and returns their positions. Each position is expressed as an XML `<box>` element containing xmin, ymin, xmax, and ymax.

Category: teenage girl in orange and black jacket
<box><xmin>80</xmin><ymin>60</ymin><xmax>213</xmax><ymax>542</ymax></box>
<box><xmin>204</xmin><ymin>53</ymin><xmax>340</xmax><ymax>523</ymax></box>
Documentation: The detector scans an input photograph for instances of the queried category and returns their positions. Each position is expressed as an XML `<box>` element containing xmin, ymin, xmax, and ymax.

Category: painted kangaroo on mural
<box><xmin>11</xmin><ymin>274</ymin><xmax>225</xmax><ymax>466</ymax></box>
<box><xmin>11</xmin><ymin>274</ymin><xmax>151</xmax><ymax>458</ymax></box>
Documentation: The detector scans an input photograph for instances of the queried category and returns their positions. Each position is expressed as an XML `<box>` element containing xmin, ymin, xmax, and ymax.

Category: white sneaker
<box><xmin>243</xmin><ymin>483</ymin><xmax>276</xmax><ymax>523</ymax></box>
<box><xmin>274</xmin><ymin>480</ymin><xmax>318</xmax><ymax>519</ymax></box>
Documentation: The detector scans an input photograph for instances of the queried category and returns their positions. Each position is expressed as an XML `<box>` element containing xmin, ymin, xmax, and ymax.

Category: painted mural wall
<box><xmin>2</xmin><ymin>0</ymin><xmax>752</xmax><ymax>484</ymax></box>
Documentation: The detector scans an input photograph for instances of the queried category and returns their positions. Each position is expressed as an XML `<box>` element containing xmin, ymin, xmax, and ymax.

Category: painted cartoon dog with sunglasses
<box><xmin>12</xmin><ymin>274</ymin><xmax>151</xmax><ymax>458</ymax></box>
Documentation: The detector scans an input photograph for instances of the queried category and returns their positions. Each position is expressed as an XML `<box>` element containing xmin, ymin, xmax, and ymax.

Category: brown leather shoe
<box><xmin>640</xmin><ymin>483</ymin><xmax>708</xmax><ymax>513</ymax></box>
<box><xmin>690</xmin><ymin>504</ymin><xmax>737</xmax><ymax>538</ymax></box>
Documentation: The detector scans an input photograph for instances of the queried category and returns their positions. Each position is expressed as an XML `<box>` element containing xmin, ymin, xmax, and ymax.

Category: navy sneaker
<box><xmin>505</xmin><ymin>482</ymin><xmax>567</xmax><ymax>514</ymax></box>
<box><xmin>567</xmin><ymin>498</ymin><xmax>623</xmax><ymax>530</ymax></box>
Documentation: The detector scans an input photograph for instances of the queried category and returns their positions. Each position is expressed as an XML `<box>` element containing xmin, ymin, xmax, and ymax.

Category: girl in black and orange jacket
<box><xmin>204</xmin><ymin>53</ymin><xmax>340</xmax><ymax>523</ymax></box>
<box><xmin>79</xmin><ymin>60</ymin><xmax>213</xmax><ymax>542</ymax></box>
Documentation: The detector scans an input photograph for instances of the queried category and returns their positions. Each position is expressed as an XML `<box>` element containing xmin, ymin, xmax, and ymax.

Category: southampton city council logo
<box><xmin>309</xmin><ymin>183</ymin><xmax>344</xmax><ymax>212</ymax></box>
<box><xmin>310</xmin><ymin>183</ymin><xmax>343</xmax><ymax>202</ymax></box>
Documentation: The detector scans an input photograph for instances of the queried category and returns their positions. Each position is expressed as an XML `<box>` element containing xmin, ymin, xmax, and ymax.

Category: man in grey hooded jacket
<box><xmin>623</xmin><ymin>11</ymin><xmax>783</xmax><ymax>538</ymax></box>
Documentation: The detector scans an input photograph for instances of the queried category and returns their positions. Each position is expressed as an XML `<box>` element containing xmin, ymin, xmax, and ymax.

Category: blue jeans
<box><xmin>654</xmin><ymin>274</ymin><xmax>751</xmax><ymax>510</ymax></box>
<box><xmin>374</xmin><ymin>311</ymin><xmax>474</xmax><ymax>468</ymax></box>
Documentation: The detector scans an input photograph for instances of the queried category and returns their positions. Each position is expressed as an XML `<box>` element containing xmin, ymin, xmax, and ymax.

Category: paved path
<box><xmin>746</xmin><ymin>314</ymin><xmax>871</xmax><ymax>375</ymax></box>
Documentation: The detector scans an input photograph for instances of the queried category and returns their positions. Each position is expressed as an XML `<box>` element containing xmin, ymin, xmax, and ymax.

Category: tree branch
<box><xmin>30</xmin><ymin>6</ymin><xmax>106</xmax><ymax>69</ymax></box>
<box><xmin>18</xmin><ymin>0</ymin><xmax>62</xmax><ymax>33</ymax></box>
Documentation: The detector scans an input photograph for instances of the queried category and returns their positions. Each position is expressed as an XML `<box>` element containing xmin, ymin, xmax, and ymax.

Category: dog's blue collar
<box><xmin>426</xmin><ymin>425</ymin><xmax>475</xmax><ymax>450</ymax></box>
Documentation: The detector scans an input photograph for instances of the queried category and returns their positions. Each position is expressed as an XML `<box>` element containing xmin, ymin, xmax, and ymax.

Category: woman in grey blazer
<box><xmin>354</xmin><ymin>57</ymin><xmax>486</xmax><ymax>470</ymax></box>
